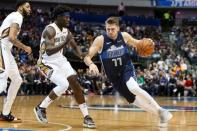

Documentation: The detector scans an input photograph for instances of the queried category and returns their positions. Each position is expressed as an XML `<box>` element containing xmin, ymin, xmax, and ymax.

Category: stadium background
<box><xmin>0</xmin><ymin>0</ymin><xmax>196</xmax><ymax>97</ymax></box>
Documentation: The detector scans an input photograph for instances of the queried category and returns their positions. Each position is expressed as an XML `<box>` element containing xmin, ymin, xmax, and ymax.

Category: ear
<box><xmin>18</xmin><ymin>6</ymin><xmax>23</xmax><ymax>12</ymax></box>
<box><xmin>117</xmin><ymin>26</ymin><xmax>120</xmax><ymax>31</ymax></box>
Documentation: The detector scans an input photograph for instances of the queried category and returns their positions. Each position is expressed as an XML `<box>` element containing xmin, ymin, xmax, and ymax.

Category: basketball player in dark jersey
<box><xmin>84</xmin><ymin>17</ymin><xmax>172</xmax><ymax>127</ymax></box>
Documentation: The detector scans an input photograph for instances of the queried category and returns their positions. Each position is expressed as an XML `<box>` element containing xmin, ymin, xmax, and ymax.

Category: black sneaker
<box><xmin>33</xmin><ymin>106</ymin><xmax>48</xmax><ymax>124</ymax></box>
<box><xmin>0</xmin><ymin>112</ymin><xmax>22</xmax><ymax>123</ymax></box>
<box><xmin>83</xmin><ymin>115</ymin><xmax>96</xmax><ymax>129</ymax></box>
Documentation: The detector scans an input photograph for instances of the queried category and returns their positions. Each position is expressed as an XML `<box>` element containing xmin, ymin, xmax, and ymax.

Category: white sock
<box><xmin>39</xmin><ymin>96</ymin><xmax>53</xmax><ymax>108</ymax></box>
<box><xmin>79</xmin><ymin>103</ymin><xmax>89</xmax><ymax>117</ymax></box>
<box><xmin>126</xmin><ymin>77</ymin><xmax>161</xmax><ymax>114</ymax></box>
<box><xmin>133</xmin><ymin>96</ymin><xmax>159</xmax><ymax>115</ymax></box>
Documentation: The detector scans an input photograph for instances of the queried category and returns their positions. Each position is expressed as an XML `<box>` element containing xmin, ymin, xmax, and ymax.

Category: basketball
<box><xmin>136</xmin><ymin>39</ymin><xmax>154</xmax><ymax>57</ymax></box>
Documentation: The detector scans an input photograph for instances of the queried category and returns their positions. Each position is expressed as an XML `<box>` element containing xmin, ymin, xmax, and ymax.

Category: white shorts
<box><xmin>0</xmin><ymin>42</ymin><xmax>20</xmax><ymax>79</ymax></box>
<box><xmin>38</xmin><ymin>57</ymin><xmax>76</xmax><ymax>83</ymax></box>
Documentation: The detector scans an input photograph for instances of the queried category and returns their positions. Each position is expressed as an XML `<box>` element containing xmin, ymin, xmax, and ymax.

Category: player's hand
<box><xmin>66</xmin><ymin>31</ymin><xmax>73</xmax><ymax>43</ymax></box>
<box><xmin>142</xmin><ymin>38</ymin><xmax>155</xmax><ymax>46</ymax></box>
<box><xmin>24</xmin><ymin>46</ymin><xmax>32</xmax><ymax>55</ymax></box>
<box><xmin>89</xmin><ymin>63</ymin><xmax>99</xmax><ymax>76</ymax></box>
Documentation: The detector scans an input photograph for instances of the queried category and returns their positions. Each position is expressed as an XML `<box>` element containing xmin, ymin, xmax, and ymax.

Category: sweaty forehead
<box><xmin>106</xmin><ymin>24</ymin><xmax>118</xmax><ymax>29</ymax></box>
<box><xmin>23</xmin><ymin>2</ymin><xmax>30</xmax><ymax>7</ymax></box>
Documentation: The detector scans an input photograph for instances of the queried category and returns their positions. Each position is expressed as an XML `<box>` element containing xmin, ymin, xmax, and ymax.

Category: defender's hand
<box><xmin>24</xmin><ymin>46</ymin><xmax>32</xmax><ymax>55</ymax></box>
<box><xmin>66</xmin><ymin>31</ymin><xmax>73</xmax><ymax>43</ymax></box>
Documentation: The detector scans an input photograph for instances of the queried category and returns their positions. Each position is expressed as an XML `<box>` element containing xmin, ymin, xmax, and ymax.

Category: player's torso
<box><xmin>39</xmin><ymin>23</ymin><xmax>68</xmax><ymax>62</ymax></box>
<box><xmin>99</xmin><ymin>32</ymin><xmax>133</xmax><ymax>81</ymax></box>
<box><xmin>0</xmin><ymin>12</ymin><xmax>23</xmax><ymax>49</ymax></box>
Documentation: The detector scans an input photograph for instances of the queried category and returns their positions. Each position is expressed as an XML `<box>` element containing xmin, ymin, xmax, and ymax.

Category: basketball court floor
<box><xmin>0</xmin><ymin>95</ymin><xmax>197</xmax><ymax>131</ymax></box>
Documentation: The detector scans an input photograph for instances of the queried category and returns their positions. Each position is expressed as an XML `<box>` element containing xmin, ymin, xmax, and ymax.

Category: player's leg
<box><xmin>0</xmin><ymin>72</ymin><xmax>7</xmax><ymax>94</ymax></box>
<box><xmin>67</xmin><ymin>75</ymin><xmax>96</xmax><ymax>128</ymax></box>
<box><xmin>63</xmin><ymin>59</ymin><xmax>95</xmax><ymax>128</ymax></box>
<box><xmin>1</xmin><ymin>49</ymin><xmax>22</xmax><ymax>122</ymax></box>
<box><xmin>34</xmin><ymin>64</ymin><xmax>69</xmax><ymax>124</ymax></box>
<box><xmin>0</xmin><ymin>44</ymin><xmax>8</xmax><ymax>93</ymax></box>
<box><xmin>126</xmin><ymin>77</ymin><xmax>172</xmax><ymax>127</ymax></box>
<box><xmin>115</xmin><ymin>82</ymin><xmax>157</xmax><ymax>115</ymax></box>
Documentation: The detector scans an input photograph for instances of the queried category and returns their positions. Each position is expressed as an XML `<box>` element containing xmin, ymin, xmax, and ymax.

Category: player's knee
<box><xmin>67</xmin><ymin>75</ymin><xmax>77</xmax><ymax>85</ymax></box>
<box><xmin>17</xmin><ymin>77</ymin><xmax>23</xmax><ymax>84</ymax></box>
<box><xmin>126</xmin><ymin>77</ymin><xmax>141</xmax><ymax>95</ymax></box>
<box><xmin>13</xmin><ymin>76</ymin><xmax>23</xmax><ymax>88</ymax></box>
<box><xmin>10</xmin><ymin>73</ymin><xmax>22</xmax><ymax>83</ymax></box>
<box><xmin>0</xmin><ymin>80</ymin><xmax>7</xmax><ymax>93</ymax></box>
<box><xmin>67</xmin><ymin>75</ymin><xmax>80</xmax><ymax>90</ymax></box>
<box><xmin>53</xmin><ymin>86</ymin><xmax>68</xmax><ymax>96</ymax></box>
<box><xmin>61</xmin><ymin>80</ymin><xmax>69</xmax><ymax>89</ymax></box>
<box><xmin>0</xmin><ymin>73</ymin><xmax>8</xmax><ymax>93</ymax></box>
<box><xmin>53</xmin><ymin>81</ymin><xmax>69</xmax><ymax>96</ymax></box>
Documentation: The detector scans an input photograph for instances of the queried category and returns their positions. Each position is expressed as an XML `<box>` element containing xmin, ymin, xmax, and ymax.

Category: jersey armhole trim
<box><xmin>98</xmin><ymin>35</ymin><xmax>104</xmax><ymax>54</ymax></box>
<box><xmin>0</xmin><ymin>27</ymin><xmax>10</xmax><ymax>39</ymax></box>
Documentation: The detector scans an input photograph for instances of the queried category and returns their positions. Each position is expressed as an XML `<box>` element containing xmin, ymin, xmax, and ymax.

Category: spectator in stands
<box><xmin>118</xmin><ymin>2</ymin><xmax>125</xmax><ymax>16</ymax></box>
<box><xmin>175</xmin><ymin>76</ymin><xmax>184</xmax><ymax>97</ymax></box>
<box><xmin>184</xmin><ymin>74</ymin><xmax>196</xmax><ymax>96</ymax></box>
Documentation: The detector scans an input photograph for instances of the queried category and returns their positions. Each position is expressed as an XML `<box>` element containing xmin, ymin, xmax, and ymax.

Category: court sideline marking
<box><xmin>24</xmin><ymin>120</ymin><xmax>72</xmax><ymax>131</ymax></box>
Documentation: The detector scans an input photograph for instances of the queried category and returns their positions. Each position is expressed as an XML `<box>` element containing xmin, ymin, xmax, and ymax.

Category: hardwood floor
<box><xmin>0</xmin><ymin>95</ymin><xmax>197</xmax><ymax>131</ymax></box>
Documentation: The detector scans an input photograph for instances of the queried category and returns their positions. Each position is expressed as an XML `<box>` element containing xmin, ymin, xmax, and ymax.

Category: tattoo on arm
<box><xmin>43</xmin><ymin>26</ymin><xmax>56</xmax><ymax>51</ymax></box>
<box><xmin>8</xmin><ymin>23</ymin><xmax>26</xmax><ymax>50</ymax></box>
<box><xmin>43</xmin><ymin>26</ymin><xmax>68</xmax><ymax>56</ymax></box>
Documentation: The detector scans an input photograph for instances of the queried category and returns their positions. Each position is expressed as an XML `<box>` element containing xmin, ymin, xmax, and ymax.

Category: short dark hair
<box><xmin>16</xmin><ymin>0</ymin><xmax>29</xmax><ymax>9</ymax></box>
<box><xmin>105</xmin><ymin>17</ymin><xmax>120</xmax><ymax>26</ymax></box>
<box><xmin>53</xmin><ymin>5</ymin><xmax>71</xmax><ymax>19</ymax></box>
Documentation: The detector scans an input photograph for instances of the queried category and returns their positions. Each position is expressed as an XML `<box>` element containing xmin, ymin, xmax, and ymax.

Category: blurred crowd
<box><xmin>0</xmin><ymin>7</ymin><xmax>196</xmax><ymax>97</ymax></box>
<box><xmin>170</xmin><ymin>26</ymin><xmax>197</xmax><ymax>63</ymax></box>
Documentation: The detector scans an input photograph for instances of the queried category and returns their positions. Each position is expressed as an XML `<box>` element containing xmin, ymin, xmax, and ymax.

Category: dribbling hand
<box><xmin>89</xmin><ymin>63</ymin><xmax>99</xmax><ymax>76</ymax></box>
<box><xmin>143</xmin><ymin>38</ymin><xmax>155</xmax><ymax>46</ymax></box>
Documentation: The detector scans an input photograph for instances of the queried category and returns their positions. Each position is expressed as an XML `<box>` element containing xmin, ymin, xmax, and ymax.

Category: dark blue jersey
<box><xmin>99</xmin><ymin>32</ymin><xmax>136</xmax><ymax>83</ymax></box>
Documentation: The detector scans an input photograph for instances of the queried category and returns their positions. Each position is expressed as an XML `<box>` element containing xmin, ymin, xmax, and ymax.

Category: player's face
<box><xmin>22</xmin><ymin>2</ymin><xmax>31</xmax><ymax>16</ymax></box>
<box><xmin>106</xmin><ymin>23</ymin><xmax>119</xmax><ymax>40</ymax></box>
<box><xmin>59</xmin><ymin>16</ymin><xmax>70</xmax><ymax>27</ymax></box>
<box><xmin>57</xmin><ymin>16</ymin><xmax>70</xmax><ymax>28</ymax></box>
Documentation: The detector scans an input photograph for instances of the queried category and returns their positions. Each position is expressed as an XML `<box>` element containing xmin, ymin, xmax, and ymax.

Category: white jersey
<box><xmin>0</xmin><ymin>11</ymin><xmax>23</xmax><ymax>49</ymax></box>
<box><xmin>37</xmin><ymin>23</ymin><xmax>76</xmax><ymax>82</ymax></box>
<box><xmin>39</xmin><ymin>23</ymin><xmax>69</xmax><ymax>62</ymax></box>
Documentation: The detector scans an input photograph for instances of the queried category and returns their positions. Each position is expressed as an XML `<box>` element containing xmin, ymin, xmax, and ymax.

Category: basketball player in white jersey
<box><xmin>33</xmin><ymin>5</ymin><xmax>96</xmax><ymax>128</ymax></box>
<box><xmin>0</xmin><ymin>0</ymin><xmax>31</xmax><ymax>122</ymax></box>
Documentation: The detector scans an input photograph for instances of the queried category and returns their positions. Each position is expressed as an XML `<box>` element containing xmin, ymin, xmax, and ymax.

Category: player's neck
<box><xmin>17</xmin><ymin>9</ymin><xmax>24</xmax><ymax>17</ymax></box>
<box><xmin>54</xmin><ymin>21</ymin><xmax>63</xmax><ymax>31</ymax></box>
<box><xmin>110</xmin><ymin>34</ymin><xmax>118</xmax><ymax>41</ymax></box>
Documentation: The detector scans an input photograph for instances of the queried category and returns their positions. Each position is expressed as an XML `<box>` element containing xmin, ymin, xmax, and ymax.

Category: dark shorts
<box><xmin>110</xmin><ymin>64</ymin><xmax>136</xmax><ymax>103</ymax></box>
<box><xmin>113</xmin><ymin>79</ymin><xmax>136</xmax><ymax>103</ymax></box>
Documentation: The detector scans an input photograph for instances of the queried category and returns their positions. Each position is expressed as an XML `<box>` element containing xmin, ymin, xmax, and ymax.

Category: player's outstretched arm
<box><xmin>122</xmin><ymin>32</ymin><xmax>141</xmax><ymax>48</ymax></box>
<box><xmin>9</xmin><ymin>23</ymin><xmax>32</xmax><ymax>54</ymax></box>
<box><xmin>122</xmin><ymin>32</ymin><xmax>154</xmax><ymax>48</ymax></box>
<box><xmin>84</xmin><ymin>35</ymin><xmax>103</xmax><ymax>75</ymax></box>
<box><xmin>66</xmin><ymin>31</ymin><xmax>84</xmax><ymax>59</ymax></box>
